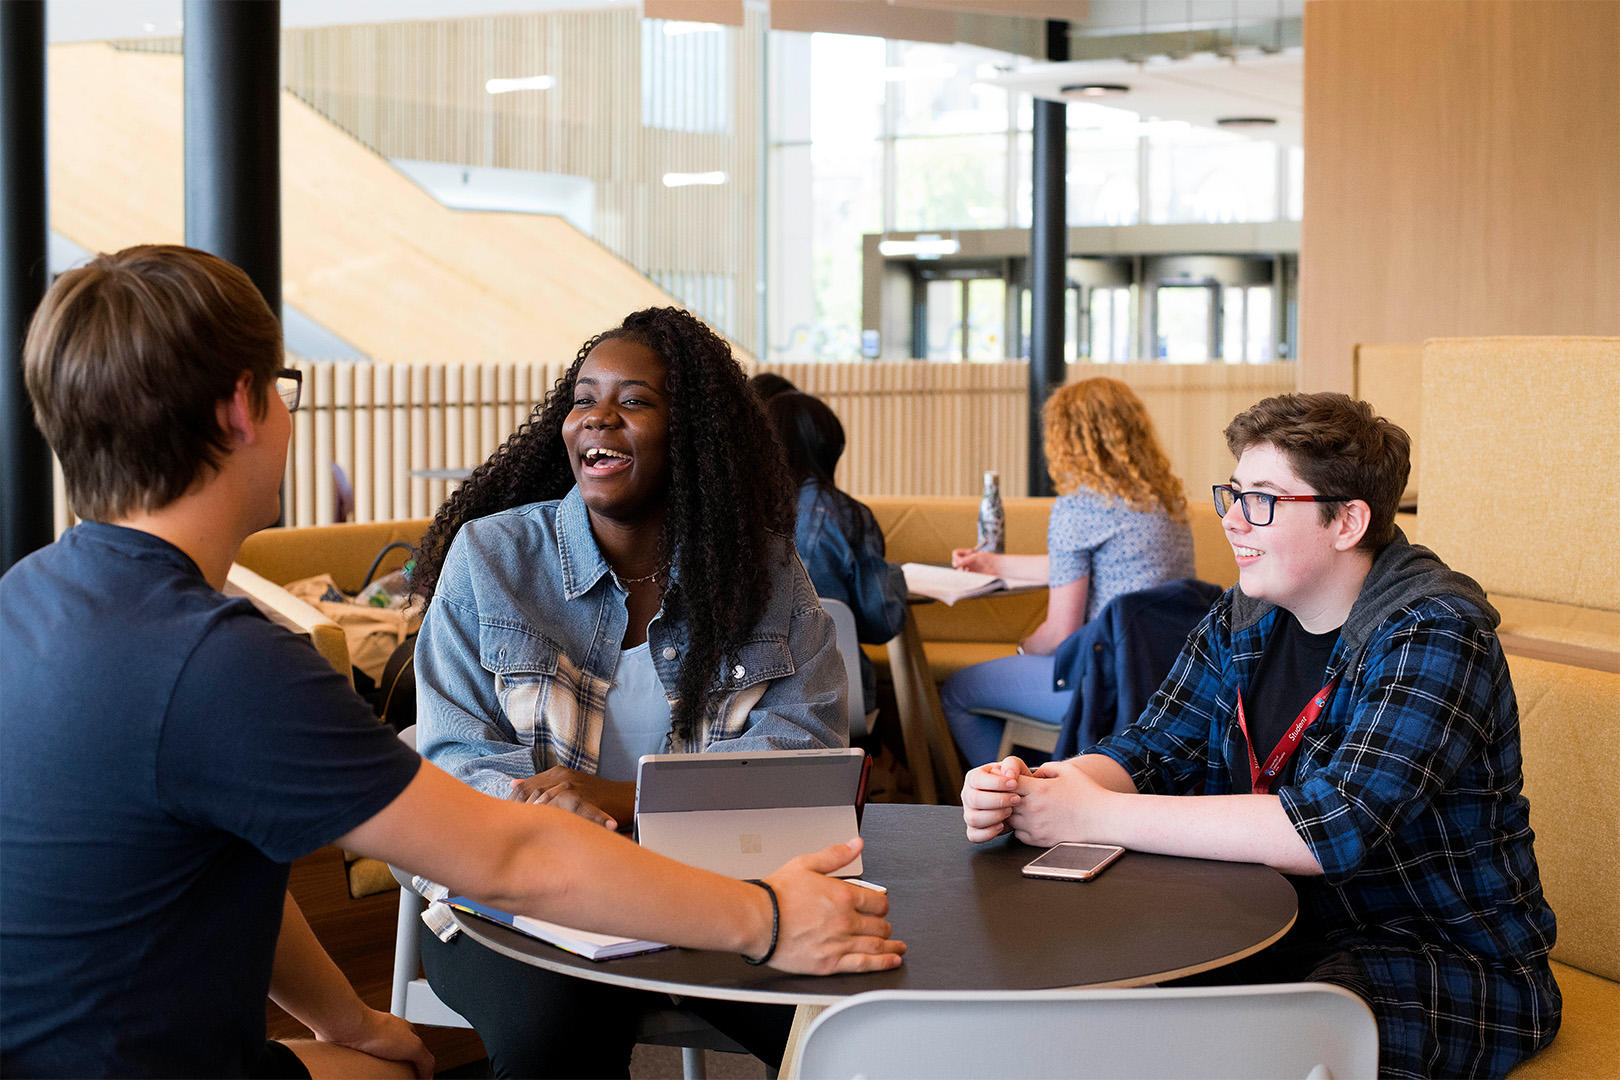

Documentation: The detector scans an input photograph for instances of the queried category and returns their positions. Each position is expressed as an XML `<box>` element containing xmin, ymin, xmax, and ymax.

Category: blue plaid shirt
<box><xmin>1094</xmin><ymin>552</ymin><xmax>1560</xmax><ymax>1079</ymax></box>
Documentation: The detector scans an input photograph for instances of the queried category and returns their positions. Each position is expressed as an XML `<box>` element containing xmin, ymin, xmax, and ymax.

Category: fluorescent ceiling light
<box><xmin>485</xmin><ymin>75</ymin><xmax>555</xmax><ymax>95</ymax></box>
<box><xmin>878</xmin><ymin>238</ymin><xmax>961</xmax><ymax>258</ymax></box>
<box><xmin>662</xmin><ymin>171</ymin><xmax>728</xmax><ymax>188</ymax></box>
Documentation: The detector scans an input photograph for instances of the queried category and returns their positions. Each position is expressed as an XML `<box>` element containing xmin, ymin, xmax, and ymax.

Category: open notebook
<box><xmin>901</xmin><ymin>562</ymin><xmax>1047</xmax><ymax>605</ymax></box>
<box><xmin>444</xmin><ymin>896</ymin><xmax>670</xmax><ymax>961</ymax></box>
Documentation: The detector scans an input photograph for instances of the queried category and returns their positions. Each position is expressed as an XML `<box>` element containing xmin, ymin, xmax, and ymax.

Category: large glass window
<box><xmin>924</xmin><ymin>279</ymin><xmax>963</xmax><ymax>360</ymax></box>
<box><xmin>1221</xmin><ymin>285</ymin><xmax>1275</xmax><ymax>363</ymax></box>
<box><xmin>1147</xmin><ymin>127</ymin><xmax>1278</xmax><ymax>224</ymax></box>
<box><xmin>765</xmin><ymin>29</ymin><xmax>1299</xmax><ymax>363</ymax></box>
<box><xmin>895</xmin><ymin>135</ymin><xmax>1008</xmax><ymax>230</ymax></box>
<box><xmin>890</xmin><ymin>41</ymin><xmax>1011</xmax><ymax>137</ymax></box>
<box><xmin>1089</xmin><ymin>287</ymin><xmax>1133</xmax><ymax>362</ymax></box>
<box><xmin>965</xmin><ymin>278</ymin><xmax>1007</xmax><ymax>361</ymax></box>
<box><xmin>1155</xmin><ymin>285</ymin><xmax>1215</xmax><ymax>363</ymax></box>
<box><xmin>641</xmin><ymin>20</ymin><xmax>730</xmax><ymax>134</ymax></box>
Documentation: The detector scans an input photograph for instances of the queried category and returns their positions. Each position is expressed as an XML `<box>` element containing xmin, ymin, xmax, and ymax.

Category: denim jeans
<box><xmin>940</xmin><ymin>652</ymin><xmax>1074</xmax><ymax>768</ymax></box>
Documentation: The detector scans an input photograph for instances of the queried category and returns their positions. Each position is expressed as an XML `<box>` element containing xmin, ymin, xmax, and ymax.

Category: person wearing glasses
<box><xmin>940</xmin><ymin>377</ymin><xmax>1196</xmax><ymax>766</ymax></box>
<box><xmin>961</xmin><ymin>393</ymin><xmax>1559</xmax><ymax>1079</ymax></box>
<box><xmin>1</xmin><ymin>247</ymin><xmax>903</xmax><ymax>1080</ymax></box>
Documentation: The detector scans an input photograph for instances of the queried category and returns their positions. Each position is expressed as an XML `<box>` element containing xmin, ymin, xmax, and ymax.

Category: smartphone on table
<box><xmin>1021</xmin><ymin>842</ymin><xmax>1126</xmax><ymax>882</ymax></box>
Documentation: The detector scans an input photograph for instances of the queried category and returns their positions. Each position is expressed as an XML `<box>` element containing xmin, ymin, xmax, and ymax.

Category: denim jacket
<box><xmin>416</xmin><ymin>487</ymin><xmax>847</xmax><ymax>799</ymax></box>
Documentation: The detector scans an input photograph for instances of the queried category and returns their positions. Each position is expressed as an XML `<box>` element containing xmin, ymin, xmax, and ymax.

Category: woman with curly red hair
<box><xmin>941</xmin><ymin>377</ymin><xmax>1195</xmax><ymax>766</ymax></box>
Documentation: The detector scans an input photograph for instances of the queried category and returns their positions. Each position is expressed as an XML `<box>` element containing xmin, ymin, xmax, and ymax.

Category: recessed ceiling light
<box><xmin>1060</xmin><ymin>83</ymin><xmax>1131</xmax><ymax>98</ymax></box>
<box><xmin>1215</xmin><ymin>116</ymin><xmax>1279</xmax><ymax>129</ymax></box>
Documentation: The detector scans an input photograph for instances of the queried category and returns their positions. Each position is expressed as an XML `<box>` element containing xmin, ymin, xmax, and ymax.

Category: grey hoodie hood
<box><xmin>1231</xmin><ymin>528</ymin><xmax>1497</xmax><ymax>664</ymax></box>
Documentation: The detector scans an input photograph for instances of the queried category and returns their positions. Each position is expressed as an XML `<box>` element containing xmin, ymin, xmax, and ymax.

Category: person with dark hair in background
<box><xmin>0</xmin><ymin>255</ymin><xmax>901</xmax><ymax>1080</ymax></box>
<box><xmin>410</xmin><ymin>309</ymin><xmax>863</xmax><ymax>1077</ymax></box>
<box><xmin>747</xmin><ymin>370</ymin><xmax>798</xmax><ymax>402</ymax></box>
<box><xmin>765</xmin><ymin>391</ymin><xmax>907</xmax><ymax>718</ymax></box>
<box><xmin>962</xmin><ymin>393</ymin><xmax>1559</xmax><ymax>1079</ymax></box>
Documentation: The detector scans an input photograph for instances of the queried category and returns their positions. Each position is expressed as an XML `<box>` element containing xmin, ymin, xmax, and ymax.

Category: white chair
<box><xmin>791</xmin><ymin>984</ymin><xmax>1379</xmax><ymax>1080</ymax></box>
<box><xmin>389</xmin><ymin>725</ymin><xmax>473</xmax><ymax>1028</ymax></box>
<box><xmin>968</xmin><ymin>706</ymin><xmax>1061</xmax><ymax>760</ymax></box>
<box><xmin>819</xmin><ymin>597</ymin><xmax>880</xmax><ymax>739</ymax></box>
<box><xmin>389</xmin><ymin>726</ymin><xmax>763</xmax><ymax>1079</ymax></box>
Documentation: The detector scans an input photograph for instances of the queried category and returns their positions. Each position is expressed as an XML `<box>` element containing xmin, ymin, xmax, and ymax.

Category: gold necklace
<box><xmin>617</xmin><ymin>560</ymin><xmax>669</xmax><ymax>585</ymax></box>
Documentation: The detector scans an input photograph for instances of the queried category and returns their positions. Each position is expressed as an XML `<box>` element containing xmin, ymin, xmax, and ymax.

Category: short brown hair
<box><xmin>1224</xmin><ymin>392</ymin><xmax>1410</xmax><ymax>551</ymax></box>
<box><xmin>23</xmin><ymin>245</ymin><xmax>282</xmax><ymax>521</ymax></box>
<box><xmin>1044</xmin><ymin>377</ymin><xmax>1187</xmax><ymax>520</ymax></box>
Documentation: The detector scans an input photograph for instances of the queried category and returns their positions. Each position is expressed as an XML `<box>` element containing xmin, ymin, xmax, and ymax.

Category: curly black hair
<box><xmin>412</xmin><ymin>307</ymin><xmax>795</xmax><ymax>741</ymax></box>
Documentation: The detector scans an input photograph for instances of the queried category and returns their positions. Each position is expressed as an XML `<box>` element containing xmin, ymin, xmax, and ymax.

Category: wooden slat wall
<box><xmin>49</xmin><ymin>360</ymin><xmax>1294</xmax><ymax>533</ymax></box>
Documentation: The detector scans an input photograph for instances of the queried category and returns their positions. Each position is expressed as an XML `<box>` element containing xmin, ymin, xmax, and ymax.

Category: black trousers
<box><xmin>420</xmin><ymin>924</ymin><xmax>794</xmax><ymax>1079</ymax></box>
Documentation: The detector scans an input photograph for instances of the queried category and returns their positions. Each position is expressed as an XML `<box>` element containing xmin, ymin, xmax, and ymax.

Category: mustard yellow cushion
<box><xmin>238</xmin><ymin>518</ymin><xmax>433</xmax><ymax>593</ymax></box>
<box><xmin>344</xmin><ymin>854</ymin><xmax>399</xmax><ymax>900</ymax></box>
<box><xmin>1510</xmin><ymin>655</ymin><xmax>1620</xmax><ymax>982</ymax></box>
<box><xmin>1505</xmin><ymin>962</ymin><xmax>1620</xmax><ymax>1078</ymax></box>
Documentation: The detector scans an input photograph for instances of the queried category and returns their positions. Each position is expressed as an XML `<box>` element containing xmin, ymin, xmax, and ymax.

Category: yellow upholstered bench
<box><xmin>1504</xmin><ymin>654</ymin><xmax>1620</xmax><ymax>1076</ymax></box>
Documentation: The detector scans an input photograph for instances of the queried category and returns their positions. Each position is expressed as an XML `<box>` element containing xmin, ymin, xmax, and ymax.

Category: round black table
<box><xmin>451</xmin><ymin>803</ymin><xmax>1297</xmax><ymax>1005</ymax></box>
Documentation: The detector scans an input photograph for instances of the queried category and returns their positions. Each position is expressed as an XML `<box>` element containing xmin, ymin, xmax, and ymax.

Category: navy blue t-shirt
<box><xmin>0</xmin><ymin>523</ymin><xmax>421</xmax><ymax>1077</ymax></box>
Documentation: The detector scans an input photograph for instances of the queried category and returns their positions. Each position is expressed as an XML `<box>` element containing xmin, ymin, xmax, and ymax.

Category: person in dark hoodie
<box><xmin>960</xmin><ymin>393</ymin><xmax>1559</xmax><ymax>1079</ymax></box>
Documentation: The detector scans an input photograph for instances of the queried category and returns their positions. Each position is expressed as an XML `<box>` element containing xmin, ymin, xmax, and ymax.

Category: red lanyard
<box><xmin>1235</xmin><ymin>677</ymin><xmax>1338</xmax><ymax>795</ymax></box>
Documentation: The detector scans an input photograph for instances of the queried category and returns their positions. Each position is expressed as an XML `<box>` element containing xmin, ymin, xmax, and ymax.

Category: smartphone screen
<box><xmin>1021</xmin><ymin>842</ymin><xmax>1125</xmax><ymax>881</ymax></box>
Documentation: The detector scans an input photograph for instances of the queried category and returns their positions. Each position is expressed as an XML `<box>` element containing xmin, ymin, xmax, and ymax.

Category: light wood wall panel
<box><xmin>1300</xmin><ymin>1</ymin><xmax>1620</xmax><ymax>391</ymax></box>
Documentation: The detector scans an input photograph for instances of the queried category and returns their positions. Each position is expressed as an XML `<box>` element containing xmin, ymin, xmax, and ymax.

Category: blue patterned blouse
<box><xmin>1047</xmin><ymin>489</ymin><xmax>1195</xmax><ymax>622</ymax></box>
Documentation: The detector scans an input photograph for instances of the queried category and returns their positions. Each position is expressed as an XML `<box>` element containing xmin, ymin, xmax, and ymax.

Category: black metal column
<box><xmin>183</xmin><ymin>0</ymin><xmax>280</xmax><ymax>318</ymax></box>
<box><xmin>1027</xmin><ymin>19</ymin><xmax>1068</xmax><ymax>497</ymax></box>
<box><xmin>1</xmin><ymin>0</ymin><xmax>52</xmax><ymax>573</ymax></box>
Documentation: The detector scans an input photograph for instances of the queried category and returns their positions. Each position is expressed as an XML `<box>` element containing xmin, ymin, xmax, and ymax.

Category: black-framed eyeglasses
<box><xmin>1212</xmin><ymin>484</ymin><xmax>1352</xmax><ymax>527</ymax></box>
<box><xmin>276</xmin><ymin>368</ymin><xmax>302</xmax><ymax>413</ymax></box>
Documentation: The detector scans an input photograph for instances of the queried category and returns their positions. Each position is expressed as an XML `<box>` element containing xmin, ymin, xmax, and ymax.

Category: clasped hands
<box><xmin>510</xmin><ymin>767</ymin><xmax>634</xmax><ymax>831</ymax></box>
<box><xmin>961</xmin><ymin>755</ymin><xmax>1112</xmax><ymax>848</ymax></box>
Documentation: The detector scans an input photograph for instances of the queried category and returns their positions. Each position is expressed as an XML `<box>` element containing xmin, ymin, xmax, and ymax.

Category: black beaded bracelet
<box><xmin>741</xmin><ymin>879</ymin><xmax>779</xmax><ymax>966</ymax></box>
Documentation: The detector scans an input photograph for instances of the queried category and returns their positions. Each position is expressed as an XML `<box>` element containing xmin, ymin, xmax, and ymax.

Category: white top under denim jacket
<box><xmin>414</xmin><ymin>485</ymin><xmax>848</xmax><ymax>804</ymax></box>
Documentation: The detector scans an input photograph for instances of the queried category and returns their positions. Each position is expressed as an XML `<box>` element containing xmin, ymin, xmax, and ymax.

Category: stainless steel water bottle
<box><xmin>976</xmin><ymin>470</ymin><xmax>1004</xmax><ymax>553</ymax></box>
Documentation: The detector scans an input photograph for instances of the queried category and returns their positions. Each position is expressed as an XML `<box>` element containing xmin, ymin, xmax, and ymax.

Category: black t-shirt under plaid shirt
<box><xmin>1235</xmin><ymin>613</ymin><xmax>1340</xmax><ymax>793</ymax></box>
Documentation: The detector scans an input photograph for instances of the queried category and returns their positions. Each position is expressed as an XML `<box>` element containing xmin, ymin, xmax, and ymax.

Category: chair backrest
<box><xmin>792</xmin><ymin>985</ymin><xmax>1379</xmax><ymax>1080</ymax></box>
<box><xmin>818</xmin><ymin>597</ymin><xmax>870</xmax><ymax>738</ymax></box>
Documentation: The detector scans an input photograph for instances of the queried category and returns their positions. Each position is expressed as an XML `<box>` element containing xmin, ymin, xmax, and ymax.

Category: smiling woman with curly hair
<box><xmin>941</xmin><ymin>377</ymin><xmax>1196</xmax><ymax>767</ymax></box>
<box><xmin>408</xmin><ymin>306</ymin><xmax>842</xmax><ymax>1077</ymax></box>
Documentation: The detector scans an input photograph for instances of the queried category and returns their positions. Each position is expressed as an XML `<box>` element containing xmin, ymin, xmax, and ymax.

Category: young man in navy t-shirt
<box><xmin>961</xmin><ymin>394</ymin><xmax>1560</xmax><ymax>1078</ymax></box>
<box><xmin>0</xmin><ymin>245</ymin><xmax>904</xmax><ymax>1078</ymax></box>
